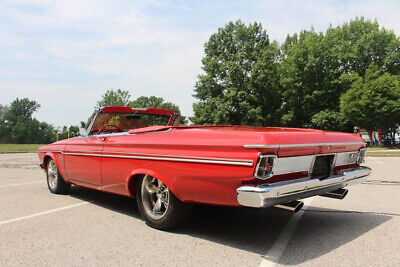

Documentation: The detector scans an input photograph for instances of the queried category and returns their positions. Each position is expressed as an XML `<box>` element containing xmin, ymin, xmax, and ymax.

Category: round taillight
<box><xmin>264</xmin><ymin>163</ymin><xmax>271</xmax><ymax>171</ymax></box>
<box><xmin>255</xmin><ymin>155</ymin><xmax>275</xmax><ymax>179</ymax></box>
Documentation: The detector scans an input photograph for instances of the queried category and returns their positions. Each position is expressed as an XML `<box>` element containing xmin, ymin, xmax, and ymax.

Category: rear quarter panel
<box><xmin>101</xmin><ymin>131</ymin><xmax>265</xmax><ymax>206</ymax></box>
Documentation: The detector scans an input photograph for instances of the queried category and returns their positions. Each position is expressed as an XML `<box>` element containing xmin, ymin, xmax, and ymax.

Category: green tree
<box><xmin>192</xmin><ymin>20</ymin><xmax>282</xmax><ymax>126</ymax></box>
<box><xmin>325</xmin><ymin>17</ymin><xmax>400</xmax><ymax>77</ymax></box>
<box><xmin>130</xmin><ymin>96</ymin><xmax>187</xmax><ymax>124</ymax></box>
<box><xmin>2</xmin><ymin>98</ymin><xmax>41</xmax><ymax>143</ymax></box>
<box><xmin>4</xmin><ymin>98</ymin><xmax>40</xmax><ymax>127</ymax></box>
<box><xmin>96</xmin><ymin>89</ymin><xmax>131</xmax><ymax>108</ymax></box>
<box><xmin>10</xmin><ymin>118</ymin><xmax>56</xmax><ymax>144</ymax></box>
<box><xmin>0</xmin><ymin>98</ymin><xmax>58</xmax><ymax>144</ymax></box>
<box><xmin>69</xmin><ymin>125</ymin><xmax>79</xmax><ymax>137</ymax></box>
<box><xmin>0</xmin><ymin>104</ymin><xmax>7</xmax><ymax>121</ymax></box>
<box><xmin>37</xmin><ymin>122</ymin><xmax>56</xmax><ymax>144</ymax></box>
<box><xmin>58</xmin><ymin>125</ymin><xmax>80</xmax><ymax>140</ymax></box>
<box><xmin>11</xmin><ymin>118</ymin><xmax>40</xmax><ymax>144</ymax></box>
<box><xmin>279</xmin><ymin>17</ymin><xmax>400</xmax><ymax>130</ymax></box>
<box><xmin>58</xmin><ymin>126</ymin><xmax>68</xmax><ymax>140</ymax></box>
<box><xmin>340</xmin><ymin>64</ymin><xmax>400</xmax><ymax>141</ymax></box>
<box><xmin>279</xmin><ymin>29</ymin><xmax>339</xmax><ymax>128</ymax></box>
<box><xmin>311</xmin><ymin>110</ymin><xmax>351</xmax><ymax>132</ymax></box>
<box><xmin>0</xmin><ymin>104</ymin><xmax>10</xmax><ymax>142</ymax></box>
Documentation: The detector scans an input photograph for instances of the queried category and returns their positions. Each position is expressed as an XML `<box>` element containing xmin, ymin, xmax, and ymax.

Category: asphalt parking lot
<box><xmin>0</xmin><ymin>154</ymin><xmax>399</xmax><ymax>266</ymax></box>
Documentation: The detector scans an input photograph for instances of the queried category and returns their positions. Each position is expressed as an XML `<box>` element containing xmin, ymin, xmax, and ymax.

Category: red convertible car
<box><xmin>37</xmin><ymin>106</ymin><xmax>371</xmax><ymax>229</ymax></box>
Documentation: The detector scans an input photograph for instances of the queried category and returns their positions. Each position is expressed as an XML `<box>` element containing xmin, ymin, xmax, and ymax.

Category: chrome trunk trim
<box><xmin>272</xmin><ymin>155</ymin><xmax>314</xmax><ymax>175</ymax></box>
<box><xmin>335</xmin><ymin>151</ymin><xmax>359</xmax><ymax>166</ymax></box>
<box><xmin>244</xmin><ymin>142</ymin><xmax>365</xmax><ymax>149</ymax></box>
<box><xmin>254</xmin><ymin>151</ymin><xmax>362</xmax><ymax>179</ymax></box>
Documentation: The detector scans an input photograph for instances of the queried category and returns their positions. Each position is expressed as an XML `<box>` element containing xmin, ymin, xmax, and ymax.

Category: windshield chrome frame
<box><xmin>83</xmin><ymin>108</ymin><xmax>177</xmax><ymax>137</ymax></box>
<box><xmin>83</xmin><ymin>110</ymin><xmax>100</xmax><ymax>137</ymax></box>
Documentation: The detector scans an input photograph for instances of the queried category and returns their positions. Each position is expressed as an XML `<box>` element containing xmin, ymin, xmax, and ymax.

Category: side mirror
<box><xmin>79</xmin><ymin>128</ymin><xmax>87</xmax><ymax>137</ymax></box>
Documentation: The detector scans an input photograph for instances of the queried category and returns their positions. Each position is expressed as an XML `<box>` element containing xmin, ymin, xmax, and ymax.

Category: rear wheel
<box><xmin>46</xmin><ymin>159</ymin><xmax>71</xmax><ymax>194</ymax></box>
<box><xmin>136</xmin><ymin>175</ymin><xmax>192</xmax><ymax>230</ymax></box>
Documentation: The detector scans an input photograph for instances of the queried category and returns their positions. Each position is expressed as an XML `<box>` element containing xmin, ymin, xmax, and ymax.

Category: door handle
<box><xmin>99</xmin><ymin>136</ymin><xmax>107</xmax><ymax>141</ymax></box>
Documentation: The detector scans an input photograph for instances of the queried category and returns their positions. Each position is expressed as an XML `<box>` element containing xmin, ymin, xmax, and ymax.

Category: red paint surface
<box><xmin>38</xmin><ymin>124</ymin><xmax>365</xmax><ymax>206</ymax></box>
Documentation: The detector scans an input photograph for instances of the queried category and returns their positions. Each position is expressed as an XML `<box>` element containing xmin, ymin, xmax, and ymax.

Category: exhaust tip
<box><xmin>274</xmin><ymin>200</ymin><xmax>304</xmax><ymax>213</ymax></box>
<box><xmin>321</xmin><ymin>188</ymin><xmax>348</xmax><ymax>200</ymax></box>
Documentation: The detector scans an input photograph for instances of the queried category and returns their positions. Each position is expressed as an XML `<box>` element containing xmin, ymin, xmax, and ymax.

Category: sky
<box><xmin>1</xmin><ymin>0</ymin><xmax>400</xmax><ymax>127</ymax></box>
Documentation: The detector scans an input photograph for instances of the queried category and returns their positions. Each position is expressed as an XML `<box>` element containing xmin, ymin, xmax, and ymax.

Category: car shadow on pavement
<box><xmin>67</xmin><ymin>186</ymin><xmax>391</xmax><ymax>264</ymax></box>
<box><xmin>68</xmin><ymin>185</ymin><xmax>292</xmax><ymax>255</ymax></box>
<box><xmin>174</xmin><ymin>205</ymin><xmax>390</xmax><ymax>260</ymax></box>
<box><xmin>275</xmin><ymin>207</ymin><xmax>392</xmax><ymax>265</ymax></box>
<box><xmin>68</xmin><ymin>186</ymin><xmax>141</xmax><ymax>219</ymax></box>
<box><xmin>175</xmin><ymin>204</ymin><xmax>294</xmax><ymax>255</ymax></box>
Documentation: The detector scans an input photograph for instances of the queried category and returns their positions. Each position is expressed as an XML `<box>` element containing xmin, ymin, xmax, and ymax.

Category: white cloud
<box><xmin>251</xmin><ymin>0</ymin><xmax>400</xmax><ymax>42</ymax></box>
<box><xmin>1</xmin><ymin>0</ymin><xmax>400</xmax><ymax>126</ymax></box>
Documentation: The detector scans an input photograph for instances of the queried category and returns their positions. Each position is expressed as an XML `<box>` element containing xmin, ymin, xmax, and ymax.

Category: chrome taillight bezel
<box><xmin>357</xmin><ymin>148</ymin><xmax>366</xmax><ymax>165</ymax></box>
<box><xmin>254</xmin><ymin>155</ymin><xmax>277</xmax><ymax>180</ymax></box>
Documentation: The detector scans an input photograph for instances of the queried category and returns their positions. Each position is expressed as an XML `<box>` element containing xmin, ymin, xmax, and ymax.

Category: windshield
<box><xmin>90</xmin><ymin>112</ymin><xmax>171</xmax><ymax>134</ymax></box>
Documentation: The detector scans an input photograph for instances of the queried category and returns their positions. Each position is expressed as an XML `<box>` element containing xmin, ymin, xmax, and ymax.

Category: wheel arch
<box><xmin>42</xmin><ymin>153</ymin><xmax>67</xmax><ymax>179</ymax></box>
<box><xmin>43</xmin><ymin>154</ymin><xmax>53</xmax><ymax>168</ymax></box>
<box><xmin>126</xmin><ymin>168</ymin><xmax>181</xmax><ymax>200</ymax></box>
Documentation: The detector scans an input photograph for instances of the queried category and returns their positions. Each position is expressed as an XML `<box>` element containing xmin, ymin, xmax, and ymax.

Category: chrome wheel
<box><xmin>141</xmin><ymin>175</ymin><xmax>169</xmax><ymax>220</ymax></box>
<box><xmin>47</xmin><ymin>160</ymin><xmax>58</xmax><ymax>190</ymax></box>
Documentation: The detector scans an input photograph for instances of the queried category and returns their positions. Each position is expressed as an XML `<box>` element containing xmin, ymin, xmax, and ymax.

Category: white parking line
<box><xmin>367</xmin><ymin>157</ymin><xmax>384</xmax><ymax>164</ymax></box>
<box><xmin>0</xmin><ymin>202</ymin><xmax>90</xmax><ymax>226</ymax></box>
<box><xmin>0</xmin><ymin>180</ymin><xmax>43</xmax><ymax>188</ymax></box>
<box><xmin>259</xmin><ymin>198</ymin><xmax>313</xmax><ymax>267</ymax></box>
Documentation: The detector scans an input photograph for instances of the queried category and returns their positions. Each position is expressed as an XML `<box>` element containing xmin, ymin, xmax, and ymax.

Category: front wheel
<box><xmin>136</xmin><ymin>175</ymin><xmax>192</xmax><ymax>230</ymax></box>
<box><xmin>46</xmin><ymin>159</ymin><xmax>71</xmax><ymax>194</ymax></box>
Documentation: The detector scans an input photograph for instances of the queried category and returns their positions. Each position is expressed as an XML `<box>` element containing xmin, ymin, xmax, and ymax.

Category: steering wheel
<box><xmin>97</xmin><ymin>124</ymin><xmax>123</xmax><ymax>134</ymax></box>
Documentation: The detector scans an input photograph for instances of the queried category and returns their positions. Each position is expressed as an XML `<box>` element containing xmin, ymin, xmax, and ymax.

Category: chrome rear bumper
<box><xmin>237</xmin><ymin>166</ymin><xmax>371</xmax><ymax>208</ymax></box>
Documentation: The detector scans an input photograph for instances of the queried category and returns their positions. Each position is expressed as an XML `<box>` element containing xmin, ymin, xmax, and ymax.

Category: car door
<box><xmin>100</xmin><ymin>134</ymin><xmax>135</xmax><ymax>195</ymax></box>
<box><xmin>64</xmin><ymin>135</ymin><xmax>104</xmax><ymax>186</ymax></box>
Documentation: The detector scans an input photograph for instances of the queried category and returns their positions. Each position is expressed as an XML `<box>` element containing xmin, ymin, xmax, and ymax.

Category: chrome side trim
<box><xmin>64</xmin><ymin>149</ymin><xmax>253</xmax><ymax>163</ymax></box>
<box><xmin>128</xmin><ymin>128</ymin><xmax>173</xmax><ymax>135</ymax></box>
<box><xmin>63</xmin><ymin>152</ymin><xmax>102</xmax><ymax>157</ymax></box>
<box><xmin>237</xmin><ymin>166</ymin><xmax>371</xmax><ymax>208</ymax></box>
<box><xmin>244</xmin><ymin>142</ymin><xmax>365</xmax><ymax>149</ymax></box>
<box><xmin>85</xmin><ymin>132</ymin><xmax>130</xmax><ymax>138</ymax></box>
<box><xmin>62</xmin><ymin>152</ymin><xmax>253</xmax><ymax>166</ymax></box>
<box><xmin>38</xmin><ymin>150</ymin><xmax>63</xmax><ymax>153</ymax></box>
